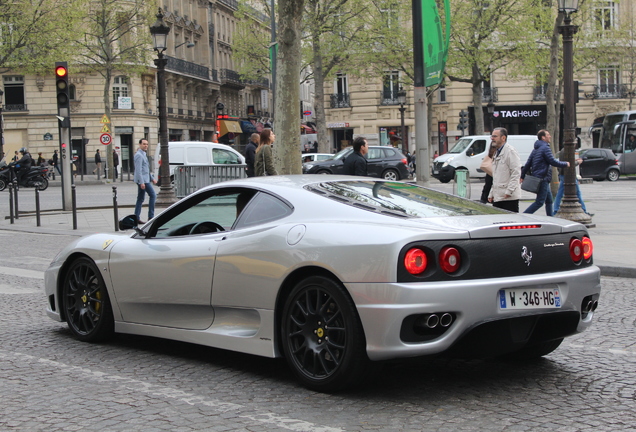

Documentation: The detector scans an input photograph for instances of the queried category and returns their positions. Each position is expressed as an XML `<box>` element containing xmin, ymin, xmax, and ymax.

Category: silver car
<box><xmin>44</xmin><ymin>176</ymin><xmax>601</xmax><ymax>392</ymax></box>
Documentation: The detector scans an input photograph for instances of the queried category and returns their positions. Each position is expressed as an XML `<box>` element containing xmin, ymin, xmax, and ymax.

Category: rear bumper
<box><xmin>346</xmin><ymin>265</ymin><xmax>601</xmax><ymax>361</ymax></box>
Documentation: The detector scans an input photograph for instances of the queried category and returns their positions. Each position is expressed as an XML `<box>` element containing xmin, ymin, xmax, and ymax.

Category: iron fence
<box><xmin>174</xmin><ymin>164</ymin><xmax>247</xmax><ymax>198</ymax></box>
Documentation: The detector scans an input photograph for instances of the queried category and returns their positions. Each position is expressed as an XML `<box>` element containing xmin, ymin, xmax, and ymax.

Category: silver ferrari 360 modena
<box><xmin>44</xmin><ymin>176</ymin><xmax>601</xmax><ymax>392</ymax></box>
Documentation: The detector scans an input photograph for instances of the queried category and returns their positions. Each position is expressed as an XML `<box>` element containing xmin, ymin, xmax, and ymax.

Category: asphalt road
<box><xmin>0</xmin><ymin>228</ymin><xmax>635</xmax><ymax>430</ymax></box>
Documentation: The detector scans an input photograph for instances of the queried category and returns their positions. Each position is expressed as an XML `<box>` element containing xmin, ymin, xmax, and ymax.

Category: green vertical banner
<box><xmin>422</xmin><ymin>0</ymin><xmax>450</xmax><ymax>87</ymax></box>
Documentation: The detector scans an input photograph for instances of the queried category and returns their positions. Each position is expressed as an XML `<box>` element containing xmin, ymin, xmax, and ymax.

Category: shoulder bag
<box><xmin>521</xmin><ymin>174</ymin><xmax>542</xmax><ymax>193</ymax></box>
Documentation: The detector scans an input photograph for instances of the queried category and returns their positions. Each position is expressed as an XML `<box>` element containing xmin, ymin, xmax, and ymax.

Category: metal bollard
<box><xmin>72</xmin><ymin>184</ymin><xmax>77</xmax><ymax>230</ymax></box>
<box><xmin>13</xmin><ymin>180</ymin><xmax>19</xmax><ymax>219</ymax></box>
<box><xmin>112</xmin><ymin>186</ymin><xmax>119</xmax><ymax>231</ymax></box>
<box><xmin>35</xmin><ymin>188</ymin><xmax>41</xmax><ymax>227</ymax></box>
<box><xmin>8</xmin><ymin>182</ymin><xmax>14</xmax><ymax>224</ymax></box>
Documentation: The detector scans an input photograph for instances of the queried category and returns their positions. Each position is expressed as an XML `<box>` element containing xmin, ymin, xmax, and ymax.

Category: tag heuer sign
<box><xmin>43</xmin><ymin>132</ymin><xmax>53</xmax><ymax>140</ymax></box>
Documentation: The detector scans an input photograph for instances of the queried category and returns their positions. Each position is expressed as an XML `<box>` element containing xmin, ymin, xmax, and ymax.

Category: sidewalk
<box><xmin>1</xmin><ymin>178</ymin><xmax>634</xmax><ymax>278</ymax></box>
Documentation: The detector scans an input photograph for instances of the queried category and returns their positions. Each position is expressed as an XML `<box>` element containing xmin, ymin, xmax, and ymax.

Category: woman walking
<box><xmin>254</xmin><ymin>129</ymin><xmax>278</xmax><ymax>176</ymax></box>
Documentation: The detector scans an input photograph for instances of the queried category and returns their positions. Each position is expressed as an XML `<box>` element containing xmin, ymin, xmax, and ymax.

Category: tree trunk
<box><xmin>312</xmin><ymin>34</ymin><xmax>328</xmax><ymax>154</ymax></box>
<box><xmin>471</xmin><ymin>65</ymin><xmax>484</xmax><ymax>136</ymax></box>
<box><xmin>274</xmin><ymin>0</ymin><xmax>305</xmax><ymax>174</ymax></box>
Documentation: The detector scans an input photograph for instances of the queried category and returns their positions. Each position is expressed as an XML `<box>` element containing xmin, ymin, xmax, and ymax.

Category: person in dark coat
<box><xmin>343</xmin><ymin>137</ymin><xmax>368</xmax><ymax>176</ymax></box>
<box><xmin>244</xmin><ymin>133</ymin><xmax>259</xmax><ymax>177</ymax></box>
<box><xmin>113</xmin><ymin>150</ymin><xmax>119</xmax><ymax>179</ymax></box>
<box><xmin>521</xmin><ymin>130</ymin><xmax>569</xmax><ymax>216</ymax></box>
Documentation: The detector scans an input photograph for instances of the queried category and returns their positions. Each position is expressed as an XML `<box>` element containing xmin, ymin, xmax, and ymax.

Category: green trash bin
<box><xmin>453</xmin><ymin>169</ymin><xmax>471</xmax><ymax>199</ymax></box>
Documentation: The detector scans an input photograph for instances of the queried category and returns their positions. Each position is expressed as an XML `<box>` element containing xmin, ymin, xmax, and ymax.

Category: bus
<box><xmin>600</xmin><ymin>111</ymin><xmax>636</xmax><ymax>175</ymax></box>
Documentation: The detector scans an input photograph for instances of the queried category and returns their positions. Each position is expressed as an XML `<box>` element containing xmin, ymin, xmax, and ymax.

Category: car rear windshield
<box><xmin>306</xmin><ymin>181</ymin><xmax>507</xmax><ymax>218</ymax></box>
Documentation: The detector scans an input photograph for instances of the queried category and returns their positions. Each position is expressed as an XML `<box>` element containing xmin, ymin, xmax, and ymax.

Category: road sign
<box><xmin>101</xmin><ymin>124</ymin><xmax>111</xmax><ymax>133</ymax></box>
<box><xmin>100</xmin><ymin>133</ymin><xmax>112</xmax><ymax>145</ymax></box>
<box><xmin>303</xmin><ymin>110</ymin><xmax>312</xmax><ymax>116</ymax></box>
<box><xmin>101</xmin><ymin>114</ymin><xmax>110</xmax><ymax>124</ymax></box>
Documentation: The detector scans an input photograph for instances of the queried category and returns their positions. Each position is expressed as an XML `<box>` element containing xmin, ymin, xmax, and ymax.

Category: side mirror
<box><xmin>119</xmin><ymin>214</ymin><xmax>139</xmax><ymax>231</ymax></box>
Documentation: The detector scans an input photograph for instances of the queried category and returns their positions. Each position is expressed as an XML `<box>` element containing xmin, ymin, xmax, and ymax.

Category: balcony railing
<box><xmin>330</xmin><ymin>93</ymin><xmax>350</xmax><ymax>108</ymax></box>
<box><xmin>585</xmin><ymin>84</ymin><xmax>629</xmax><ymax>99</ymax></box>
<box><xmin>112</xmin><ymin>100</ymin><xmax>134</xmax><ymax>109</ymax></box>
<box><xmin>242</xmin><ymin>77</ymin><xmax>270</xmax><ymax>88</ymax></box>
<box><xmin>380</xmin><ymin>90</ymin><xmax>400</xmax><ymax>106</ymax></box>
<box><xmin>482</xmin><ymin>87</ymin><xmax>498</xmax><ymax>103</ymax></box>
<box><xmin>211</xmin><ymin>69</ymin><xmax>218</xmax><ymax>82</ymax></box>
<box><xmin>165</xmin><ymin>56</ymin><xmax>210</xmax><ymax>80</ymax></box>
<box><xmin>218</xmin><ymin>0</ymin><xmax>238</xmax><ymax>10</ymax></box>
<box><xmin>220</xmin><ymin>68</ymin><xmax>244</xmax><ymax>88</ymax></box>
<box><xmin>4</xmin><ymin>104</ymin><xmax>28</xmax><ymax>111</ymax></box>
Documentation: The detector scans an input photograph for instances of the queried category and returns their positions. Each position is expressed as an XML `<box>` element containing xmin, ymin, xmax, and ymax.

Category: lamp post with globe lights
<box><xmin>149</xmin><ymin>8</ymin><xmax>177</xmax><ymax>205</ymax></box>
<box><xmin>555</xmin><ymin>0</ymin><xmax>591</xmax><ymax>225</ymax></box>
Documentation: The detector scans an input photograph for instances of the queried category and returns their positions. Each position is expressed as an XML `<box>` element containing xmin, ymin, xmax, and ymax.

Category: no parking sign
<box><xmin>100</xmin><ymin>133</ymin><xmax>112</xmax><ymax>145</ymax></box>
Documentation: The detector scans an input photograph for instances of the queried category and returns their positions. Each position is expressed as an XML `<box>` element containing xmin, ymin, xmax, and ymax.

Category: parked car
<box><xmin>45</xmin><ymin>176</ymin><xmax>600</xmax><ymax>392</ymax></box>
<box><xmin>578</xmin><ymin>148</ymin><xmax>621</xmax><ymax>181</ymax></box>
<box><xmin>154</xmin><ymin>141</ymin><xmax>245</xmax><ymax>184</ymax></box>
<box><xmin>303</xmin><ymin>146</ymin><xmax>410</xmax><ymax>180</ymax></box>
<box><xmin>301</xmin><ymin>153</ymin><xmax>333</xmax><ymax>163</ymax></box>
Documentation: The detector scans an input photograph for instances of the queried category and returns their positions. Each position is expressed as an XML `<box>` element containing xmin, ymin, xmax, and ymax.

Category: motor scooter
<box><xmin>0</xmin><ymin>161</ymin><xmax>49</xmax><ymax>191</ymax></box>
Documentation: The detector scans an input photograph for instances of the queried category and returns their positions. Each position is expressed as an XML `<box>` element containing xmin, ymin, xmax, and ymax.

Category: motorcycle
<box><xmin>0</xmin><ymin>161</ymin><xmax>49</xmax><ymax>191</ymax></box>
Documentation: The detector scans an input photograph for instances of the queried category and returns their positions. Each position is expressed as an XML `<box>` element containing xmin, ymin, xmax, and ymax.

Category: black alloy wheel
<box><xmin>63</xmin><ymin>257</ymin><xmax>114</xmax><ymax>342</ymax></box>
<box><xmin>281</xmin><ymin>276</ymin><xmax>371</xmax><ymax>392</ymax></box>
<box><xmin>36</xmin><ymin>177</ymin><xmax>49</xmax><ymax>191</ymax></box>
<box><xmin>0</xmin><ymin>178</ymin><xmax>6</xmax><ymax>191</ymax></box>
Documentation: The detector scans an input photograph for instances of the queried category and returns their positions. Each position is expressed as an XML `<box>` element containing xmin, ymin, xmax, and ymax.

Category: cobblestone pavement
<box><xmin>1</xmin><ymin>232</ymin><xmax>635</xmax><ymax>431</ymax></box>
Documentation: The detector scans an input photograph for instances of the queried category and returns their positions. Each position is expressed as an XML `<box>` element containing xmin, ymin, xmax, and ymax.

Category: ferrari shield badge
<box><xmin>102</xmin><ymin>239</ymin><xmax>113</xmax><ymax>250</ymax></box>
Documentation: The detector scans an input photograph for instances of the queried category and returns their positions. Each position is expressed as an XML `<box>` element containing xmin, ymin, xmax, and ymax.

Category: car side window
<box><xmin>152</xmin><ymin>189</ymin><xmax>256</xmax><ymax>238</ymax></box>
<box><xmin>472</xmin><ymin>140</ymin><xmax>486</xmax><ymax>155</ymax></box>
<box><xmin>235</xmin><ymin>192</ymin><xmax>293</xmax><ymax>229</ymax></box>
<box><xmin>368</xmin><ymin>148</ymin><xmax>383</xmax><ymax>160</ymax></box>
<box><xmin>585</xmin><ymin>150</ymin><xmax>601</xmax><ymax>159</ymax></box>
<box><xmin>383</xmin><ymin>148</ymin><xmax>397</xmax><ymax>158</ymax></box>
<box><xmin>212</xmin><ymin>148</ymin><xmax>241</xmax><ymax>164</ymax></box>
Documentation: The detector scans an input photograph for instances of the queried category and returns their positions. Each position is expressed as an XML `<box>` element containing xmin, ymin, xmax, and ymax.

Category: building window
<box><xmin>438</xmin><ymin>86</ymin><xmax>446</xmax><ymax>103</ymax></box>
<box><xmin>69</xmin><ymin>84</ymin><xmax>76</xmax><ymax>101</ymax></box>
<box><xmin>381</xmin><ymin>71</ymin><xmax>400</xmax><ymax>105</ymax></box>
<box><xmin>113</xmin><ymin>76</ymin><xmax>130</xmax><ymax>109</ymax></box>
<box><xmin>379</xmin><ymin>1</ymin><xmax>398</xmax><ymax>28</ymax></box>
<box><xmin>595</xmin><ymin>1</ymin><xmax>617</xmax><ymax>34</ymax></box>
<box><xmin>3</xmin><ymin>75</ymin><xmax>26</xmax><ymax>111</ymax></box>
<box><xmin>331</xmin><ymin>73</ymin><xmax>350</xmax><ymax>108</ymax></box>
<box><xmin>598</xmin><ymin>66</ymin><xmax>620</xmax><ymax>97</ymax></box>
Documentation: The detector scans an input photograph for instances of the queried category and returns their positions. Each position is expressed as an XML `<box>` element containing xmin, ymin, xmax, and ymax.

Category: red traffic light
<box><xmin>56</xmin><ymin>66</ymin><xmax>68</xmax><ymax>77</ymax></box>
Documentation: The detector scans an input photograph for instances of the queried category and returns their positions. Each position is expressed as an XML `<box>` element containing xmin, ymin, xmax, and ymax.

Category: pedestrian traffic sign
<box><xmin>100</xmin><ymin>133</ymin><xmax>112</xmax><ymax>145</ymax></box>
<box><xmin>101</xmin><ymin>114</ymin><xmax>110</xmax><ymax>124</ymax></box>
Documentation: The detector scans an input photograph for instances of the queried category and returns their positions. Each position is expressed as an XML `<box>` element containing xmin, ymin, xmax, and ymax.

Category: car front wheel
<box><xmin>382</xmin><ymin>169</ymin><xmax>399</xmax><ymax>181</ymax></box>
<box><xmin>607</xmin><ymin>169</ymin><xmax>620</xmax><ymax>182</ymax></box>
<box><xmin>62</xmin><ymin>257</ymin><xmax>114</xmax><ymax>342</ymax></box>
<box><xmin>281</xmin><ymin>275</ymin><xmax>371</xmax><ymax>392</ymax></box>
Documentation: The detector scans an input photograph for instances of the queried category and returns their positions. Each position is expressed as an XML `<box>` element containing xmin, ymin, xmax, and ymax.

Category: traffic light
<box><xmin>458</xmin><ymin>110</ymin><xmax>468</xmax><ymax>131</ymax></box>
<box><xmin>55</xmin><ymin>62</ymin><xmax>71</xmax><ymax>127</ymax></box>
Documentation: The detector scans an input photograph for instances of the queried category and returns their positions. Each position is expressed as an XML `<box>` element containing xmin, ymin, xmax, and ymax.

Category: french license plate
<box><xmin>499</xmin><ymin>287</ymin><xmax>561</xmax><ymax>309</ymax></box>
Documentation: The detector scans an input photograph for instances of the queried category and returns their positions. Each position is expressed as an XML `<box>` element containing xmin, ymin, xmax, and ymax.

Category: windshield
<box><xmin>306</xmin><ymin>180</ymin><xmax>505</xmax><ymax>218</ymax></box>
<box><xmin>447</xmin><ymin>138</ymin><xmax>474</xmax><ymax>154</ymax></box>
<box><xmin>332</xmin><ymin>148</ymin><xmax>352</xmax><ymax>160</ymax></box>
<box><xmin>601</xmin><ymin>114</ymin><xmax>627</xmax><ymax>150</ymax></box>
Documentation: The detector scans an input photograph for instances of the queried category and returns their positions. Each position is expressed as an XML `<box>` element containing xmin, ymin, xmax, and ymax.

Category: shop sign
<box><xmin>327</xmin><ymin>122</ymin><xmax>350</xmax><ymax>128</ymax></box>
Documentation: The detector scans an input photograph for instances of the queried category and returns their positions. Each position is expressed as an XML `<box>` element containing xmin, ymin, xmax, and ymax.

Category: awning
<box><xmin>240</xmin><ymin>120</ymin><xmax>258</xmax><ymax>134</ymax></box>
<box><xmin>219</xmin><ymin>120</ymin><xmax>243</xmax><ymax>136</ymax></box>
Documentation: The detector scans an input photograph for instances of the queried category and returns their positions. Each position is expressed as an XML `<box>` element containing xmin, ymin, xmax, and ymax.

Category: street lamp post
<box><xmin>555</xmin><ymin>0</ymin><xmax>591</xmax><ymax>225</ymax></box>
<box><xmin>150</xmin><ymin>8</ymin><xmax>178</xmax><ymax>206</ymax></box>
<box><xmin>487</xmin><ymin>101</ymin><xmax>495</xmax><ymax>133</ymax></box>
<box><xmin>397</xmin><ymin>87</ymin><xmax>407</xmax><ymax>155</ymax></box>
<box><xmin>0</xmin><ymin>89</ymin><xmax>4</xmax><ymax>161</ymax></box>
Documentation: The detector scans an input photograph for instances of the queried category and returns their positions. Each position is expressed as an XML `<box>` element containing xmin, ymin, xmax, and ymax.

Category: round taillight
<box><xmin>570</xmin><ymin>238</ymin><xmax>583</xmax><ymax>262</ymax></box>
<box><xmin>439</xmin><ymin>246</ymin><xmax>461</xmax><ymax>273</ymax></box>
<box><xmin>582</xmin><ymin>236</ymin><xmax>593</xmax><ymax>260</ymax></box>
<box><xmin>404</xmin><ymin>248</ymin><xmax>427</xmax><ymax>275</ymax></box>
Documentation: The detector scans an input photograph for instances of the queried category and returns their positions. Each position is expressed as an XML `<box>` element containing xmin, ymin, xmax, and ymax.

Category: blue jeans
<box><xmin>524</xmin><ymin>179</ymin><xmax>553</xmax><ymax>216</ymax></box>
<box><xmin>134</xmin><ymin>183</ymin><xmax>156</xmax><ymax>220</ymax></box>
<box><xmin>553</xmin><ymin>175</ymin><xmax>586</xmax><ymax>213</ymax></box>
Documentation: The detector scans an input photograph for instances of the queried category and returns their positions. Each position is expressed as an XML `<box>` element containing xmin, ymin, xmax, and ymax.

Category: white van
<box><xmin>153</xmin><ymin>141</ymin><xmax>246</xmax><ymax>180</ymax></box>
<box><xmin>432</xmin><ymin>135</ymin><xmax>536</xmax><ymax>183</ymax></box>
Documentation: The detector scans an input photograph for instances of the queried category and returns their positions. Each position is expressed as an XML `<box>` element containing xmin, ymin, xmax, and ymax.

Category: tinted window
<box><xmin>367</xmin><ymin>148</ymin><xmax>383</xmax><ymax>160</ymax></box>
<box><xmin>583</xmin><ymin>149</ymin><xmax>602</xmax><ymax>159</ymax></box>
<box><xmin>236</xmin><ymin>192</ymin><xmax>293</xmax><ymax>228</ymax></box>
<box><xmin>383</xmin><ymin>148</ymin><xmax>398</xmax><ymax>158</ymax></box>
<box><xmin>472</xmin><ymin>140</ymin><xmax>487</xmax><ymax>155</ymax></box>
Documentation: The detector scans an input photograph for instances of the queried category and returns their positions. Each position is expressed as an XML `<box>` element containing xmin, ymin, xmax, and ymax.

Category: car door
<box><xmin>366</xmin><ymin>147</ymin><xmax>385</xmax><ymax>177</ymax></box>
<box><xmin>580</xmin><ymin>149</ymin><xmax>604</xmax><ymax>178</ymax></box>
<box><xmin>108</xmin><ymin>188</ymin><xmax>252</xmax><ymax>329</ymax></box>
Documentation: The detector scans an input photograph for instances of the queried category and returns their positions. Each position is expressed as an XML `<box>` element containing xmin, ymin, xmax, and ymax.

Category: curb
<box><xmin>597</xmin><ymin>265</ymin><xmax>636</xmax><ymax>279</ymax></box>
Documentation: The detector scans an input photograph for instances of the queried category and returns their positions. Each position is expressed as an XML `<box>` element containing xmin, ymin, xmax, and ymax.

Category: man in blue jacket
<box><xmin>521</xmin><ymin>130</ymin><xmax>569</xmax><ymax>216</ymax></box>
<box><xmin>134</xmin><ymin>139</ymin><xmax>157</xmax><ymax>224</ymax></box>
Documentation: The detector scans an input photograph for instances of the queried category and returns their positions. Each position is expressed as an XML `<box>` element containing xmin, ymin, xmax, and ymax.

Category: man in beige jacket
<box><xmin>488</xmin><ymin>127</ymin><xmax>521</xmax><ymax>212</ymax></box>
